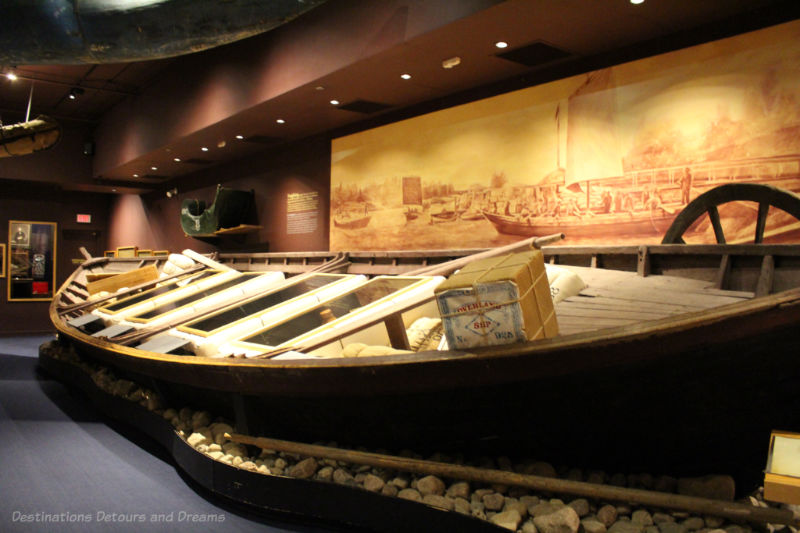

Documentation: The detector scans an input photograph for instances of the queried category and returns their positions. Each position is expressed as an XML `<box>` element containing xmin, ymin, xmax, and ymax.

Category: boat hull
<box><xmin>51</xmin><ymin>277</ymin><xmax>800</xmax><ymax>491</ymax></box>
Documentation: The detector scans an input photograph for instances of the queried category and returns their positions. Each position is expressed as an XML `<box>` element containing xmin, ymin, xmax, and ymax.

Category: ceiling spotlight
<box><xmin>133</xmin><ymin>173</ymin><xmax>139</xmax><ymax>178</ymax></box>
<box><xmin>173</xmin><ymin>157</ymin><xmax>181</xmax><ymax>162</ymax></box>
<box><xmin>630</xmin><ymin>0</ymin><xmax>644</xmax><ymax>4</ymax></box>
<box><xmin>165</xmin><ymin>187</ymin><xmax>178</xmax><ymax>198</ymax></box>
<box><xmin>68</xmin><ymin>87</ymin><xmax>84</xmax><ymax>100</ymax></box>
<box><xmin>201</xmin><ymin>147</ymin><xmax>209</xmax><ymax>151</ymax></box>
<box><xmin>495</xmin><ymin>41</ymin><xmax>508</xmax><ymax>49</ymax></box>
<box><xmin>315</xmin><ymin>86</ymin><xmax>325</xmax><ymax>91</ymax></box>
<box><xmin>217</xmin><ymin>140</ymin><xmax>226</xmax><ymax>148</ymax></box>
<box><xmin>5</xmin><ymin>72</ymin><xmax>17</xmax><ymax>81</ymax></box>
<box><xmin>276</xmin><ymin>119</ymin><xmax>285</xmax><ymax>124</ymax></box>
<box><xmin>150</xmin><ymin>166</ymin><xmax>158</xmax><ymax>170</ymax></box>
<box><xmin>235</xmin><ymin>135</ymin><xmax>244</xmax><ymax>140</ymax></box>
<box><xmin>330</xmin><ymin>99</ymin><xmax>340</xmax><ymax>105</ymax></box>
<box><xmin>400</xmin><ymin>73</ymin><xmax>411</xmax><ymax>80</ymax></box>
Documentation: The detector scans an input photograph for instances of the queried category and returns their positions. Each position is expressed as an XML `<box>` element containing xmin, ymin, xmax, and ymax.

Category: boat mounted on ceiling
<box><xmin>0</xmin><ymin>115</ymin><xmax>61</xmax><ymax>157</ymax></box>
<box><xmin>0</xmin><ymin>0</ymin><xmax>327</xmax><ymax>65</ymax></box>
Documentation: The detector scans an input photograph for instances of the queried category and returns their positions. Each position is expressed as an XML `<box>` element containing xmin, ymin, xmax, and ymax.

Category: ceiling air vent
<box><xmin>496</xmin><ymin>41</ymin><xmax>572</xmax><ymax>68</ymax></box>
<box><xmin>182</xmin><ymin>158</ymin><xmax>213</xmax><ymax>165</ymax></box>
<box><xmin>243</xmin><ymin>135</ymin><xmax>284</xmax><ymax>145</ymax></box>
<box><xmin>338</xmin><ymin>99</ymin><xmax>393</xmax><ymax>114</ymax></box>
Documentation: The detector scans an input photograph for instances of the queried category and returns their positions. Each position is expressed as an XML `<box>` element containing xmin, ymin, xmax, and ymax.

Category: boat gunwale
<box><xmin>50</xmin><ymin>244</ymin><xmax>800</xmax><ymax>396</ymax></box>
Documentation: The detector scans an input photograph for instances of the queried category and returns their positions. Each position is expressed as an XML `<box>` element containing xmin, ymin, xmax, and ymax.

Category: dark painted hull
<box><xmin>0</xmin><ymin>0</ymin><xmax>326</xmax><ymax>64</ymax></box>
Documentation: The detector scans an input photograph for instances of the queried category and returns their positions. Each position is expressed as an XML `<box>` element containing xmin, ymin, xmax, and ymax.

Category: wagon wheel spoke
<box><xmin>707</xmin><ymin>205</ymin><xmax>725</xmax><ymax>244</ymax></box>
<box><xmin>662</xmin><ymin>183</ymin><xmax>800</xmax><ymax>245</ymax></box>
<box><xmin>755</xmin><ymin>202</ymin><xmax>769</xmax><ymax>244</ymax></box>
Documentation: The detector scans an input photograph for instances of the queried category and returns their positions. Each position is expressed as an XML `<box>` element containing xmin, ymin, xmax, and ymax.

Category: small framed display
<box><xmin>136</xmin><ymin>249</ymin><xmax>153</xmax><ymax>257</ymax></box>
<box><xmin>8</xmin><ymin>221</ymin><xmax>57</xmax><ymax>301</ymax></box>
<box><xmin>0</xmin><ymin>243</ymin><xmax>5</xmax><ymax>278</ymax></box>
<box><xmin>104</xmin><ymin>250</ymin><xmax>116</xmax><ymax>258</ymax></box>
<box><xmin>153</xmin><ymin>250</ymin><xmax>169</xmax><ymax>256</ymax></box>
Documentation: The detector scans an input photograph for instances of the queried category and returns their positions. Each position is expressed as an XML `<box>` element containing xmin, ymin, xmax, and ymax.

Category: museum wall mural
<box><xmin>330</xmin><ymin>20</ymin><xmax>800</xmax><ymax>251</ymax></box>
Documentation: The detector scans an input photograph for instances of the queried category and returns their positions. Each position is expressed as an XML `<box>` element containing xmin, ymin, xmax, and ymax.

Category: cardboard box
<box><xmin>764</xmin><ymin>430</ymin><xmax>800</xmax><ymax>504</ymax></box>
<box><xmin>435</xmin><ymin>250</ymin><xmax>557</xmax><ymax>349</ymax></box>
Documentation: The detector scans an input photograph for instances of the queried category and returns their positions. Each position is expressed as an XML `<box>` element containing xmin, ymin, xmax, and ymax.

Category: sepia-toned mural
<box><xmin>331</xmin><ymin>20</ymin><xmax>800</xmax><ymax>251</ymax></box>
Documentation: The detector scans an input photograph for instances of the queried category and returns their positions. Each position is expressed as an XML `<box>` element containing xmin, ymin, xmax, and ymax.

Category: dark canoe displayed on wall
<box><xmin>0</xmin><ymin>0</ymin><xmax>327</xmax><ymax>64</ymax></box>
<box><xmin>45</xmin><ymin>231</ymin><xmax>800</xmax><ymax>494</ymax></box>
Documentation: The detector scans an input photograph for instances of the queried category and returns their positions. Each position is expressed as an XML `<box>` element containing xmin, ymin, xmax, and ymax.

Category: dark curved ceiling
<box><xmin>0</xmin><ymin>0</ymin><xmax>798</xmax><ymax>195</ymax></box>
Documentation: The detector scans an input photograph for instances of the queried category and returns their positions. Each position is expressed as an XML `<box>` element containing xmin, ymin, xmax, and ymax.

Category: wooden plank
<box><xmin>755</xmin><ymin>255</ymin><xmax>775</xmax><ymax>297</ymax></box>
<box><xmin>579</xmin><ymin>286</ymin><xmax>745</xmax><ymax>308</ymax></box>
<box><xmin>713</xmin><ymin>254</ymin><xmax>731</xmax><ymax>290</ymax></box>
<box><xmin>558</xmin><ymin>298</ymin><xmax>686</xmax><ymax>316</ymax></box>
<box><xmin>86</xmin><ymin>265</ymin><xmax>159</xmax><ymax>295</ymax></box>
<box><xmin>385</xmin><ymin>312</ymin><xmax>411</xmax><ymax>350</ymax></box>
<box><xmin>637</xmin><ymin>245</ymin><xmax>651</xmax><ymax>277</ymax></box>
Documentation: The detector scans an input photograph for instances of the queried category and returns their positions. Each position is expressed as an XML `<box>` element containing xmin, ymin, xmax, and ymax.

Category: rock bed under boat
<box><xmin>39</xmin><ymin>340</ymin><xmax>799</xmax><ymax>533</ymax></box>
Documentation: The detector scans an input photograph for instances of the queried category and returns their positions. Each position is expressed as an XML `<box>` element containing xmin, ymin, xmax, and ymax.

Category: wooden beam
<box><xmin>637</xmin><ymin>245</ymin><xmax>650</xmax><ymax>277</ymax></box>
<box><xmin>228</xmin><ymin>433</ymin><xmax>798</xmax><ymax>527</ymax></box>
<box><xmin>714</xmin><ymin>254</ymin><xmax>731</xmax><ymax>291</ymax></box>
<box><xmin>755</xmin><ymin>255</ymin><xmax>775</xmax><ymax>297</ymax></box>
<box><xmin>384</xmin><ymin>312</ymin><xmax>411</xmax><ymax>350</ymax></box>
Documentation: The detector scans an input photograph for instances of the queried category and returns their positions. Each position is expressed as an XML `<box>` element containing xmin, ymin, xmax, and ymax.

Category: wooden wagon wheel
<box><xmin>661</xmin><ymin>183</ymin><xmax>800</xmax><ymax>244</ymax></box>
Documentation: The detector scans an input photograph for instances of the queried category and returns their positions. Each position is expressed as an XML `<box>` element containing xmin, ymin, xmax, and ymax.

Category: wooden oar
<box><xmin>113</xmin><ymin>253</ymin><xmax>355</xmax><ymax>347</ymax></box>
<box><xmin>57</xmin><ymin>262</ymin><xmax>206</xmax><ymax>315</ymax></box>
<box><xmin>405</xmin><ymin>232</ymin><xmax>564</xmax><ymax>277</ymax></box>
<box><xmin>227</xmin><ymin>433</ymin><xmax>798</xmax><ymax>527</ymax></box>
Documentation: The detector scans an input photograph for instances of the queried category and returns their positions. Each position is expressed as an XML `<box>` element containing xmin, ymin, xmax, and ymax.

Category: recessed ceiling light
<box><xmin>201</xmin><ymin>147</ymin><xmax>209</xmax><ymax>151</ymax></box>
<box><xmin>235</xmin><ymin>135</ymin><xmax>244</xmax><ymax>140</ymax></box>
<box><xmin>5</xmin><ymin>72</ymin><xmax>17</xmax><ymax>81</ymax></box>
<box><xmin>315</xmin><ymin>86</ymin><xmax>325</xmax><ymax>91</ymax></box>
<box><xmin>330</xmin><ymin>99</ymin><xmax>340</xmax><ymax>105</ymax></box>
<box><xmin>400</xmin><ymin>73</ymin><xmax>411</xmax><ymax>80</ymax></box>
<box><xmin>173</xmin><ymin>157</ymin><xmax>181</xmax><ymax>162</ymax></box>
<box><xmin>495</xmin><ymin>41</ymin><xmax>508</xmax><ymax>49</ymax></box>
<box><xmin>151</xmin><ymin>166</ymin><xmax>157</xmax><ymax>170</ymax></box>
<box><xmin>276</xmin><ymin>119</ymin><xmax>285</xmax><ymax>124</ymax></box>
<box><xmin>112</xmin><ymin>188</ymin><xmax>117</xmax><ymax>192</ymax></box>
<box><xmin>133</xmin><ymin>173</ymin><xmax>139</xmax><ymax>178</ymax></box>
<box><xmin>217</xmin><ymin>140</ymin><xmax>226</xmax><ymax>148</ymax></box>
<box><xmin>630</xmin><ymin>0</ymin><xmax>644</xmax><ymax>4</ymax></box>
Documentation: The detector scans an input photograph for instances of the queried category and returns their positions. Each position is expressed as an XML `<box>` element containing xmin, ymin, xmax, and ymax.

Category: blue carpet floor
<box><xmin>0</xmin><ymin>334</ymin><xmax>341</xmax><ymax>533</ymax></box>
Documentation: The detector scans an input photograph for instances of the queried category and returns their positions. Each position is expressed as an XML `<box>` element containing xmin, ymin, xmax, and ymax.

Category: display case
<box><xmin>8</xmin><ymin>221</ymin><xmax>57</xmax><ymax>301</ymax></box>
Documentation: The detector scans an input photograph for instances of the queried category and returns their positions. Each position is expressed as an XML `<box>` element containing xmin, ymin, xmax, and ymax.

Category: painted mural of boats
<box><xmin>482</xmin><ymin>67</ymin><xmax>800</xmax><ymax>240</ymax></box>
<box><xmin>45</xmin><ymin>188</ymin><xmax>800</xmax><ymax>495</ymax></box>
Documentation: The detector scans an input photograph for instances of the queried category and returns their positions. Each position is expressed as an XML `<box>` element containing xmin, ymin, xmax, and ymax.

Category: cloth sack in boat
<box><xmin>161</xmin><ymin>253</ymin><xmax>195</xmax><ymax>276</ymax></box>
<box><xmin>544</xmin><ymin>264</ymin><xmax>586</xmax><ymax>304</ymax></box>
<box><xmin>339</xmin><ymin>343</ymin><xmax>413</xmax><ymax>358</ymax></box>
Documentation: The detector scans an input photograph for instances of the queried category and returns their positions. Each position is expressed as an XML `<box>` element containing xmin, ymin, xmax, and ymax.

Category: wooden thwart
<box><xmin>86</xmin><ymin>265</ymin><xmax>159</xmax><ymax>295</ymax></box>
<box><xmin>227</xmin><ymin>433</ymin><xmax>798</xmax><ymax>527</ymax></box>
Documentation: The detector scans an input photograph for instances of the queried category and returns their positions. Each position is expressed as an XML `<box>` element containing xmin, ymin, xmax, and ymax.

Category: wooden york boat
<box><xmin>45</xmin><ymin>231</ymin><xmax>800</xmax><ymax>493</ymax></box>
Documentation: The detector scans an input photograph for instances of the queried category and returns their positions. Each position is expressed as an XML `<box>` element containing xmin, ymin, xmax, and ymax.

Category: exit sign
<box><xmin>76</xmin><ymin>214</ymin><xmax>92</xmax><ymax>223</ymax></box>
